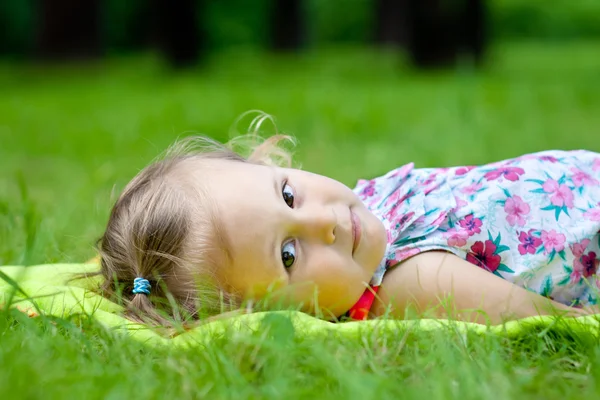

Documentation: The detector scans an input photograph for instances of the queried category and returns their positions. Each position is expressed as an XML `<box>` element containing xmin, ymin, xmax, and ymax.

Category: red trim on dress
<box><xmin>346</xmin><ymin>286</ymin><xmax>380</xmax><ymax>320</ymax></box>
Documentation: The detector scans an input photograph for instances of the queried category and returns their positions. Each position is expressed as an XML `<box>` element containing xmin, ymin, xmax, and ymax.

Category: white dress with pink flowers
<box><xmin>353</xmin><ymin>150</ymin><xmax>600</xmax><ymax>307</ymax></box>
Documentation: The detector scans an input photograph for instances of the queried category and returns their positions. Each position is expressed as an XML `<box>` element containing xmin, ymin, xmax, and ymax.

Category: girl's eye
<box><xmin>282</xmin><ymin>183</ymin><xmax>295</xmax><ymax>208</ymax></box>
<box><xmin>281</xmin><ymin>241</ymin><xmax>296</xmax><ymax>269</ymax></box>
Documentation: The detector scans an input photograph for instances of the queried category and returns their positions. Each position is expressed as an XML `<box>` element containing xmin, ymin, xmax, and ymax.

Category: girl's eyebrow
<box><xmin>270</xmin><ymin>234</ymin><xmax>279</xmax><ymax>273</ymax></box>
<box><xmin>269</xmin><ymin>168</ymin><xmax>285</xmax><ymax>272</ymax></box>
<box><xmin>271</xmin><ymin>167</ymin><xmax>280</xmax><ymax>200</ymax></box>
<box><xmin>268</xmin><ymin>177</ymin><xmax>277</xmax><ymax>270</ymax></box>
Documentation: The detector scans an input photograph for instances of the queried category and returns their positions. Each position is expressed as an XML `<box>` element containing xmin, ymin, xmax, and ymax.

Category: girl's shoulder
<box><xmin>378</xmin><ymin>150</ymin><xmax>598</xmax><ymax>181</ymax></box>
<box><xmin>353</xmin><ymin>149</ymin><xmax>600</xmax><ymax>221</ymax></box>
<box><xmin>444</xmin><ymin>149</ymin><xmax>600</xmax><ymax>183</ymax></box>
<box><xmin>477</xmin><ymin>149</ymin><xmax>599</xmax><ymax>169</ymax></box>
<box><xmin>357</xmin><ymin>150</ymin><xmax>599</xmax><ymax>182</ymax></box>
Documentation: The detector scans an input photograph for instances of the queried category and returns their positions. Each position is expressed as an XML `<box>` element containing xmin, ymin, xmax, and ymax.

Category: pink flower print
<box><xmin>583</xmin><ymin>204</ymin><xmax>600</xmax><ymax>221</ymax></box>
<box><xmin>446</xmin><ymin>228</ymin><xmax>469</xmax><ymax>247</ymax></box>
<box><xmin>541</xmin><ymin>178</ymin><xmax>559</xmax><ymax>193</ymax></box>
<box><xmin>484</xmin><ymin>167</ymin><xmax>525</xmax><ymax>182</ymax></box>
<box><xmin>542</xmin><ymin>179</ymin><xmax>574</xmax><ymax>208</ymax></box>
<box><xmin>552</xmin><ymin>186</ymin><xmax>574</xmax><ymax>208</ymax></box>
<box><xmin>517</xmin><ymin>230</ymin><xmax>542</xmax><ymax>255</ymax></box>
<box><xmin>570</xmin><ymin>268</ymin><xmax>583</xmax><ymax>284</ymax></box>
<box><xmin>593</xmin><ymin>158</ymin><xmax>600</xmax><ymax>172</ymax></box>
<box><xmin>387</xmin><ymin>209</ymin><xmax>415</xmax><ymax>234</ymax></box>
<box><xmin>430</xmin><ymin>212</ymin><xmax>447</xmax><ymax>227</ymax></box>
<box><xmin>460</xmin><ymin>182</ymin><xmax>482</xmax><ymax>196</ymax></box>
<box><xmin>388</xmin><ymin>163</ymin><xmax>414</xmax><ymax>179</ymax></box>
<box><xmin>394</xmin><ymin>247</ymin><xmax>421</xmax><ymax>261</ymax></box>
<box><xmin>397</xmin><ymin>211</ymin><xmax>415</xmax><ymax>230</ymax></box>
<box><xmin>453</xmin><ymin>196</ymin><xmax>468</xmax><ymax>212</ymax></box>
<box><xmin>466</xmin><ymin>240</ymin><xmax>501</xmax><ymax>272</ymax></box>
<box><xmin>571</xmin><ymin>239</ymin><xmax>590</xmax><ymax>277</ymax></box>
<box><xmin>582</xmin><ymin>252</ymin><xmax>599</xmax><ymax>278</ymax></box>
<box><xmin>423</xmin><ymin>172</ymin><xmax>438</xmax><ymax>186</ymax></box>
<box><xmin>359</xmin><ymin>181</ymin><xmax>376</xmax><ymax>199</ymax></box>
<box><xmin>386</xmin><ymin>204</ymin><xmax>402</xmax><ymax>221</ymax></box>
<box><xmin>571</xmin><ymin>239</ymin><xmax>591</xmax><ymax>259</ymax></box>
<box><xmin>540</xmin><ymin>229</ymin><xmax>566</xmax><ymax>254</ymax></box>
<box><xmin>458</xmin><ymin>214</ymin><xmax>482</xmax><ymax>236</ymax></box>
<box><xmin>519</xmin><ymin>154</ymin><xmax>558</xmax><ymax>163</ymax></box>
<box><xmin>456</xmin><ymin>166</ymin><xmax>475</xmax><ymax>176</ymax></box>
<box><xmin>570</xmin><ymin>167</ymin><xmax>598</xmax><ymax>187</ymax></box>
<box><xmin>384</xmin><ymin>189</ymin><xmax>414</xmax><ymax>207</ymax></box>
<box><xmin>504</xmin><ymin>195</ymin><xmax>530</xmax><ymax>227</ymax></box>
<box><xmin>540</xmin><ymin>155</ymin><xmax>558</xmax><ymax>162</ymax></box>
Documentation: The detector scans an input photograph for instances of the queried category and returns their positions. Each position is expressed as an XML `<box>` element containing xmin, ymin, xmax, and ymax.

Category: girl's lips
<box><xmin>351</xmin><ymin>209</ymin><xmax>362</xmax><ymax>255</ymax></box>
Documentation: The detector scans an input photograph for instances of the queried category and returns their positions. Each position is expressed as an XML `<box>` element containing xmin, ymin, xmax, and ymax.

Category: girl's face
<box><xmin>197</xmin><ymin>160</ymin><xmax>387</xmax><ymax>317</ymax></box>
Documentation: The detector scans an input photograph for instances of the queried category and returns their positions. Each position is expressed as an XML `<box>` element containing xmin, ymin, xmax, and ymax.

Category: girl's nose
<box><xmin>293</xmin><ymin>207</ymin><xmax>337</xmax><ymax>244</ymax></box>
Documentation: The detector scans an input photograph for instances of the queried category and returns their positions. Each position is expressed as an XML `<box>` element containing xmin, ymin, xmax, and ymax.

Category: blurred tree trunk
<box><xmin>374</xmin><ymin>0</ymin><xmax>408</xmax><ymax>47</ymax></box>
<box><xmin>269</xmin><ymin>0</ymin><xmax>305</xmax><ymax>51</ymax></box>
<box><xmin>406</xmin><ymin>0</ymin><xmax>457</xmax><ymax>68</ymax></box>
<box><xmin>152</xmin><ymin>0</ymin><xmax>204</xmax><ymax>68</ymax></box>
<box><xmin>459</xmin><ymin>0</ymin><xmax>487</xmax><ymax>64</ymax></box>
<box><xmin>404</xmin><ymin>0</ymin><xmax>487</xmax><ymax>69</ymax></box>
<box><xmin>36</xmin><ymin>0</ymin><xmax>102</xmax><ymax>60</ymax></box>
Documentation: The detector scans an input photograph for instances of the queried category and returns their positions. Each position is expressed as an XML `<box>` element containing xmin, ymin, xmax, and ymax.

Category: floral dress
<box><xmin>352</xmin><ymin>150</ymin><xmax>600</xmax><ymax>312</ymax></box>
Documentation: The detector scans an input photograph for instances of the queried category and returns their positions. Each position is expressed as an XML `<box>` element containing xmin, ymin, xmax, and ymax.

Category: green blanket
<box><xmin>2</xmin><ymin>263</ymin><xmax>600</xmax><ymax>347</ymax></box>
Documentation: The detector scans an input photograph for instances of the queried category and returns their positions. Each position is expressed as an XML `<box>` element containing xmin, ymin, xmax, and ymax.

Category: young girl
<box><xmin>97</xmin><ymin>120</ymin><xmax>600</xmax><ymax>326</ymax></box>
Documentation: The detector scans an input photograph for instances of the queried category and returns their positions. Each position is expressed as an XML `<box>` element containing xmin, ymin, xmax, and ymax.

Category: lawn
<box><xmin>1</xmin><ymin>41</ymin><xmax>600</xmax><ymax>399</ymax></box>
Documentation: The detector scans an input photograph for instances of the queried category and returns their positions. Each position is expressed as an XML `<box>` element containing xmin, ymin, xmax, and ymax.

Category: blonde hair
<box><xmin>95</xmin><ymin>112</ymin><xmax>295</xmax><ymax>326</ymax></box>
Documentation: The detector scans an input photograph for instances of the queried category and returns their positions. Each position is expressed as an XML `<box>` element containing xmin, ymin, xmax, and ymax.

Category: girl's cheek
<box><xmin>271</xmin><ymin>281</ymin><xmax>318</xmax><ymax>308</ymax></box>
<box><xmin>237</xmin><ymin>274</ymin><xmax>288</xmax><ymax>300</ymax></box>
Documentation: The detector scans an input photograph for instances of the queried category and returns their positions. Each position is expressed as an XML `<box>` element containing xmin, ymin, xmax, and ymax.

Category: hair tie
<box><xmin>132</xmin><ymin>277</ymin><xmax>151</xmax><ymax>295</ymax></box>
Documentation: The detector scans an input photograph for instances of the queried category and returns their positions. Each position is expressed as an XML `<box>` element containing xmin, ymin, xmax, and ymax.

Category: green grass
<box><xmin>2</xmin><ymin>41</ymin><xmax>600</xmax><ymax>398</ymax></box>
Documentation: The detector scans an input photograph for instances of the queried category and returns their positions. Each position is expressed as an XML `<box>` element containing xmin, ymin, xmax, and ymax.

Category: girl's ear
<box><xmin>253</xmin><ymin>135</ymin><xmax>297</xmax><ymax>167</ymax></box>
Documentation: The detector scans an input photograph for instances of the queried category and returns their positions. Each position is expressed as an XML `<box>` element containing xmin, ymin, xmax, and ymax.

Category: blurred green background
<box><xmin>2</xmin><ymin>3</ymin><xmax>600</xmax><ymax>399</ymax></box>
<box><xmin>1</xmin><ymin>0</ymin><xmax>599</xmax><ymax>266</ymax></box>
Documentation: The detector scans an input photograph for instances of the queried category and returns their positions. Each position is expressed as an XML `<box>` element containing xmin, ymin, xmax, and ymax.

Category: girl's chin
<box><xmin>362</xmin><ymin>212</ymin><xmax>387</xmax><ymax>267</ymax></box>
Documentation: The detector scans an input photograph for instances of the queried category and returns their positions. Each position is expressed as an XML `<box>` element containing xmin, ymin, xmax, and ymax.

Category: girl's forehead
<box><xmin>177</xmin><ymin>158</ymin><xmax>272</xmax><ymax>191</ymax></box>
<box><xmin>212</xmin><ymin>162</ymin><xmax>274</xmax><ymax>188</ymax></box>
<box><xmin>202</xmin><ymin>162</ymin><xmax>277</xmax><ymax>217</ymax></box>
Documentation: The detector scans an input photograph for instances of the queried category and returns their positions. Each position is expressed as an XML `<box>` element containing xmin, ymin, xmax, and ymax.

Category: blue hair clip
<box><xmin>132</xmin><ymin>277</ymin><xmax>151</xmax><ymax>295</ymax></box>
